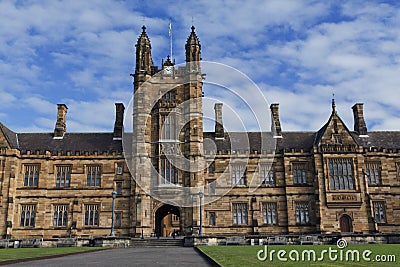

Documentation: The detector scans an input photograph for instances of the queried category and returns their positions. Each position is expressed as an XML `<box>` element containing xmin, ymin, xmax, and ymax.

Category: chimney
<box><xmin>113</xmin><ymin>103</ymin><xmax>125</xmax><ymax>140</ymax></box>
<box><xmin>214</xmin><ymin>103</ymin><xmax>224</xmax><ymax>139</ymax></box>
<box><xmin>54</xmin><ymin>104</ymin><xmax>68</xmax><ymax>138</ymax></box>
<box><xmin>270</xmin><ymin>104</ymin><xmax>282</xmax><ymax>138</ymax></box>
<box><xmin>352</xmin><ymin>103</ymin><xmax>368</xmax><ymax>136</ymax></box>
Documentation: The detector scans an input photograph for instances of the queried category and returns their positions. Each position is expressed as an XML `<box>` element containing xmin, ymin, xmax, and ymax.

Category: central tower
<box><xmin>131</xmin><ymin>25</ymin><xmax>204</xmax><ymax>237</ymax></box>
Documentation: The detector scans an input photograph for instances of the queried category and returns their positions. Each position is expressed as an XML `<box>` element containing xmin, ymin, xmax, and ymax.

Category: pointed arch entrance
<box><xmin>339</xmin><ymin>214</ymin><xmax>352</xmax><ymax>233</ymax></box>
<box><xmin>155</xmin><ymin>204</ymin><xmax>181</xmax><ymax>237</ymax></box>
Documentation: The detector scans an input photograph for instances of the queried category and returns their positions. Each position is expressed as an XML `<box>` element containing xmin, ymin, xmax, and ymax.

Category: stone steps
<box><xmin>131</xmin><ymin>238</ymin><xmax>184</xmax><ymax>247</ymax></box>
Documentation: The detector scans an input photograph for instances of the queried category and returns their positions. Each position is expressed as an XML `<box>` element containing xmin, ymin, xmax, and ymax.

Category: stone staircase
<box><xmin>131</xmin><ymin>237</ymin><xmax>184</xmax><ymax>247</ymax></box>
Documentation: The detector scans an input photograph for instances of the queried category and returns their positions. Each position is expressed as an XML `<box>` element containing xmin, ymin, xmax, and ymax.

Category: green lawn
<box><xmin>199</xmin><ymin>244</ymin><xmax>400</xmax><ymax>267</ymax></box>
<box><xmin>0</xmin><ymin>247</ymin><xmax>104</xmax><ymax>262</ymax></box>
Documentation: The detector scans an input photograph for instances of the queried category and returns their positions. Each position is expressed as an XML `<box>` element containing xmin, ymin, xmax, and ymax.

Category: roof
<box><xmin>204</xmin><ymin>131</ymin><xmax>316</xmax><ymax>153</ymax></box>
<box><xmin>355</xmin><ymin>131</ymin><xmax>400</xmax><ymax>149</ymax></box>
<box><xmin>1</xmin><ymin>122</ymin><xmax>399</xmax><ymax>154</ymax></box>
<box><xmin>17</xmin><ymin>133</ymin><xmax>123</xmax><ymax>154</ymax></box>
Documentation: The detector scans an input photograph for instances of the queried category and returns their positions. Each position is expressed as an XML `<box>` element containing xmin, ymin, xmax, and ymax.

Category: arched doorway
<box><xmin>155</xmin><ymin>204</ymin><xmax>181</xmax><ymax>237</ymax></box>
<box><xmin>340</xmin><ymin>214</ymin><xmax>352</xmax><ymax>233</ymax></box>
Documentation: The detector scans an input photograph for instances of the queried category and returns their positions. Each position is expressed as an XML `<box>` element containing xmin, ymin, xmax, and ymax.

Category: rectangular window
<box><xmin>293</xmin><ymin>163</ymin><xmax>307</xmax><ymax>184</ymax></box>
<box><xmin>208</xmin><ymin>162</ymin><xmax>215</xmax><ymax>174</ymax></box>
<box><xmin>295</xmin><ymin>202</ymin><xmax>310</xmax><ymax>225</ymax></box>
<box><xmin>53</xmin><ymin>205</ymin><xmax>68</xmax><ymax>227</ymax></box>
<box><xmin>262</xmin><ymin>202</ymin><xmax>277</xmax><ymax>225</ymax></box>
<box><xmin>209</xmin><ymin>212</ymin><xmax>216</xmax><ymax>226</ymax></box>
<box><xmin>56</xmin><ymin>165</ymin><xmax>71</xmax><ymax>188</ymax></box>
<box><xmin>232</xmin><ymin>203</ymin><xmax>248</xmax><ymax>225</ymax></box>
<box><xmin>373</xmin><ymin>201</ymin><xmax>386</xmax><ymax>223</ymax></box>
<box><xmin>366</xmin><ymin>162</ymin><xmax>381</xmax><ymax>185</ymax></box>
<box><xmin>116</xmin><ymin>182</ymin><xmax>122</xmax><ymax>195</ymax></box>
<box><xmin>328</xmin><ymin>158</ymin><xmax>354</xmax><ymax>190</ymax></box>
<box><xmin>160</xmin><ymin>158</ymin><xmax>179</xmax><ymax>185</ymax></box>
<box><xmin>260</xmin><ymin>164</ymin><xmax>275</xmax><ymax>186</ymax></box>
<box><xmin>84</xmin><ymin>204</ymin><xmax>99</xmax><ymax>226</ymax></box>
<box><xmin>115</xmin><ymin>212</ymin><xmax>122</xmax><ymax>228</ymax></box>
<box><xmin>208</xmin><ymin>180</ymin><xmax>216</xmax><ymax>195</ymax></box>
<box><xmin>20</xmin><ymin>204</ymin><xmax>36</xmax><ymax>227</ymax></box>
<box><xmin>87</xmin><ymin>165</ymin><xmax>101</xmax><ymax>187</ymax></box>
<box><xmin>161</xmin><ymin>91</ymin><xmax>176</xmax><ymax>102</ymax></box>
<box><xmin>231</xmin><ymin>164</ymin><xmax>246</xmax><ymax>185</ymax></box>
<box><xmin>24</xmin><ymin>164</ymin><xmax>39</xmax><ymax>187</ymax></box>
<box><xmin>117</xmin><ymin>164</ymin><xmax>123</xmax><ymax>175</ymax></box>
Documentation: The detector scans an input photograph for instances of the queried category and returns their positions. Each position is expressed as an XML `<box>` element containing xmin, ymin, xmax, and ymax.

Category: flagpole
<box><xmin>169</xmin><ymin>18</ymin><xmax>172</xmax><ymax>60</ymax></box>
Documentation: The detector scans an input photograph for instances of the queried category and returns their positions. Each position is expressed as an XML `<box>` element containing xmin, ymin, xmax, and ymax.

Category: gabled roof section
<box><xmin>314</xmin><ymin>110</ymin><xmax>359</xmax><ymax>147</ymax></box>
<box><xmin>0</xmin><ymin>122</ymin><xmax>19</xmax><ymax>149</ymax></box>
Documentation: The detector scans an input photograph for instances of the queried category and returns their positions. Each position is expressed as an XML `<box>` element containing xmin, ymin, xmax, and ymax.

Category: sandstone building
<box><xmin>1</xmin><ymin>26</ymin><xmax>400</xmax><ymax>239</ymax></box>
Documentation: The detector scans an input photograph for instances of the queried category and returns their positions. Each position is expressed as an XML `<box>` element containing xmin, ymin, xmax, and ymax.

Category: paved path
<box><xmin>5</xmin><ymin>247</ymin><xmax>213</xmax><ymax>267</ymax></box>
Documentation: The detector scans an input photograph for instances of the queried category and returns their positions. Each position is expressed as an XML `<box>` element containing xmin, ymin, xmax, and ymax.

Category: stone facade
<box><xmin>1</xmin><ymin>26</ymin><xmax>400</xmax><ymax>239</ymax></box>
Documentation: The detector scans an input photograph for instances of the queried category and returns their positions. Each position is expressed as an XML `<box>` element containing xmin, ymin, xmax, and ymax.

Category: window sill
<box><xmin>295</xmin><ymin>223</ymin><xmax>313</xmax><ymax>226</ymax></box>
<box><xmin>260</xmin><ymin>184</ymin><xmax>276</xmax><ymax>187</ymax></box>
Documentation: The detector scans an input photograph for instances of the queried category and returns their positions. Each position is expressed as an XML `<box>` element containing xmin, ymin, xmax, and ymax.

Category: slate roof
<box><xmin>16</xmin><ymin>133</ymin><xmax>123</xmax><ymax>154</ymax></box>
<box><xmin>1</xmin><ymin>122</ymin><xmax>399</xmax><ymax>154</ymax></box>
<box><xmin>355</xmin><ymin>132</ymin><xmax>400</xmax><ymax>149</ymax></box>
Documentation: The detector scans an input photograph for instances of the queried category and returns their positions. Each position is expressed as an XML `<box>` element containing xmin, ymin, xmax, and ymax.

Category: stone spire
<box><xmin>185</xmin><ymin>26</ymin><xmax>201</xmax><ymax>72</ymax></box>
<box><xmin>135</xmin><ymin>25</ymin><xmax>154</xmax><ymax>74</ymax></box>
<box><xmin>332</xmin><ymin>95</ymin><xmax>336</xmax><ymax>114</ymax></box>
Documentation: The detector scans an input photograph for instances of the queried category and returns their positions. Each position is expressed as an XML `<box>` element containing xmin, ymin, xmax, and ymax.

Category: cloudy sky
<box><xmin>0</xmin><ymin>0</ymin><xmax>399</xmax><ymax>133</ymax></box>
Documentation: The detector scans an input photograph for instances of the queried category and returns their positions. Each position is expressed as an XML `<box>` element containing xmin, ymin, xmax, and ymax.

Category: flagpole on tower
<box><xmin>169</xmin><ymin>18</ymin><xmax>173</xmax><ymax>60</ymax></box>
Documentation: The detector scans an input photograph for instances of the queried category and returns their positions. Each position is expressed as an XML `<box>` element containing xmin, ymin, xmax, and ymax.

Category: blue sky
<box><xmin>1</xmin><ymin>0</ymin><xmax>399</xmax><ymax>133</ymax></box>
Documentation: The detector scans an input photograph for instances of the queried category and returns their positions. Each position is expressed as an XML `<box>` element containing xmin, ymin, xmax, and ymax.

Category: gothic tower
<box><xmin>131</xmin><ymin>25</ymin><xmax>204</xmax><ymax>237</ymax></box>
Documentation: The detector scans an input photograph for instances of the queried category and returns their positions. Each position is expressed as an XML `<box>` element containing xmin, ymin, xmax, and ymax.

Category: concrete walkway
<box><xmin>4</xmin><ymin>247</ymin><xmax>213</xmax><ymax>267</ymax></box>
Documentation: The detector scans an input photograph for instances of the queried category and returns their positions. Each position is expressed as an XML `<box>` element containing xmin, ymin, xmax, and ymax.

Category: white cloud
<box><xmin>0</xmin><ymin>0</ymin><xmax>399</xmax><ymax>134</ymax></box>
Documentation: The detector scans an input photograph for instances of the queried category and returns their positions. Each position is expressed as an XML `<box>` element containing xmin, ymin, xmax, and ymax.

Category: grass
<box><xmin>198</xmin><ymin>244</ymin><xmax>400</xmax><ymax>267</ymax></box>
<box><xmin>0</xmin><ymin>247</ymin><xmax>104</xmax><ymax>262</ymax></box>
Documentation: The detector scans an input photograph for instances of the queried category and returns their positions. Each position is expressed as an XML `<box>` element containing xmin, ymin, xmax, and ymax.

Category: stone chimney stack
<box><xmin>54</xmin><ymin>104</ymin><xmax>68</xmax><ymax>138</ymax></box>
<box><xmin>270</xmin><ymin>104</ymin><xmax>282</xmax><ymax>138</ymax></box>
<box><xmin>214</xmin><ymin>103</ymin><xmax>224</xmax><ymax>139</ymax></box>
<box><xmin>352</xmin><ymin>103</ymin><xmax>368</xmax><ymax>136</ymax></box>
<box><xmin>113</xmin><ymin>103</ymin><xmax>125</xmax><ymax>140</ymax></box>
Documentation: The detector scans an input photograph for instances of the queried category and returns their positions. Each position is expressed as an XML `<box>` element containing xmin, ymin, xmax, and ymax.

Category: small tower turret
<box><xmin>185</xmin><ymin>26</ymin><xmax>201</xmax><ymax>72</ymax></box>
<box><xmin>135</xmin><ymin>25</ymin><xmax>154</xmax><ymax>74</ymax></box>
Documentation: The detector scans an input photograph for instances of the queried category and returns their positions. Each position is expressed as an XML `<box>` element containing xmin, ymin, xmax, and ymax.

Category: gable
<box><xmin>0</xmin><ymin>123</ymin><xmax>18</xmax><ymax>149</ymax></box>
<box><xmin>316</xmin><ymin>112</ymin><xmax>358</xmax><ymax>147</ymax></box>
